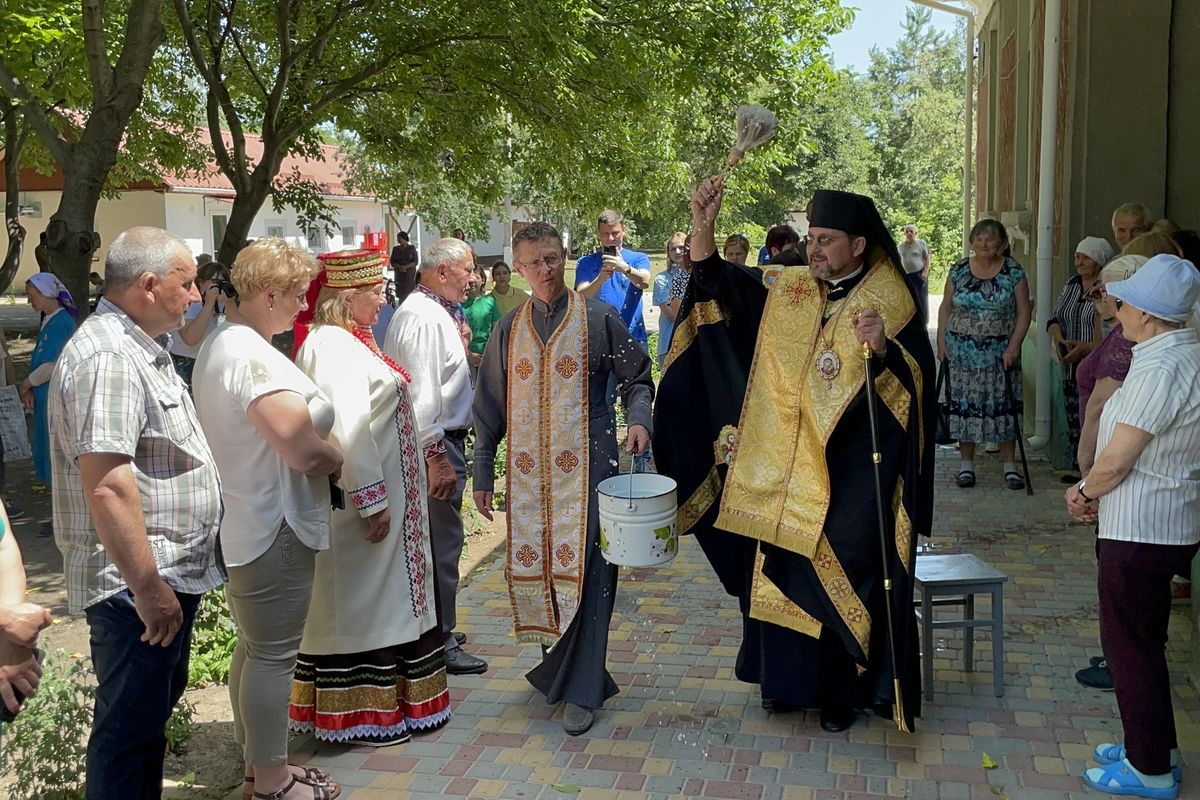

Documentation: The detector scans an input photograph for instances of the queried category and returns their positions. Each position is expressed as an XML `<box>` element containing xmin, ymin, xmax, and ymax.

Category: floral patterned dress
<box><xmin>945</xmin><ymin>256</ymin><xmax>1026</xmax><ymax>443</ymax></box>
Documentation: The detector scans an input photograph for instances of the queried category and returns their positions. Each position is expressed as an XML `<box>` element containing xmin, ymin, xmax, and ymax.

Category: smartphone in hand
<box><xmin>602</xmin><ymin>244</ymin><xmax>619</xmax><ymax>257</ymax></box>
<box><xmin>330</xmin><ymin>483</ymin><xmax>346</xmax><ymax>511</ymax></box>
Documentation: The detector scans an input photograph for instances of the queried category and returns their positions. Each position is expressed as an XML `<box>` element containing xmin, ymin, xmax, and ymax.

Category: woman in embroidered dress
<box><xmin>19</xmin><ymin>273</ymin><xmax>78</xmax><ymax>492</ymax></box>
<box><xmin>290</xmin><ymin>249</ymin><xmax>449</xmax><ymax>746</ymax></box>
<box><xmin>937</xmin><ymin>218</ymin><xmax>1032</xmax><ymax>491</ymax></box>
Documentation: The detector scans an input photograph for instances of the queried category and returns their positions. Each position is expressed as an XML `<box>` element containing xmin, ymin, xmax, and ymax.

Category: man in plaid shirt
<box><xmin>50</xmin><ymin>226</ymin><xmax>223</xmax><ymax>799</ymax></box>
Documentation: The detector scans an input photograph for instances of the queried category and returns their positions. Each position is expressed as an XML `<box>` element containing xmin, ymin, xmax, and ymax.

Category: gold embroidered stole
<box><xmin>715</xmin><ymin>260</ymin><xmax>914</xmax><ymax>653</ymax></box>
<box><xmin>505</xmin><ymin>291</ymin><xmax>590</xmax><ymax>645</ymax></box>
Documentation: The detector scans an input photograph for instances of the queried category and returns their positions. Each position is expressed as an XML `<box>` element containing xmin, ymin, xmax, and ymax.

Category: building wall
<box><xmin>1167</xmin><ymin>0</ymin><xmax>1200</xmax><ymax>224</ymax></box>
<box><xmin>162</xmin><ymin>194</ymin><xmax>388</xmax><ymax>259</ymax></box>
<box><xmin>11</xmin><ymin>190</ymin><xmax>168</xmax><ymax>285</ymax></box>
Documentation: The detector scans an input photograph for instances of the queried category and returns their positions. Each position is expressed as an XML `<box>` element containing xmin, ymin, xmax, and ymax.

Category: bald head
<box><xmin>105</xmin><ymin>226</ymin><xmax>193</xmax><ymax>293</ymax></box>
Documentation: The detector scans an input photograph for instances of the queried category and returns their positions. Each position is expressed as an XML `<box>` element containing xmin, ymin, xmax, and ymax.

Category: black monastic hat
<box><xmin>808</xmin><ymin>190</ymin><xmax>904</xmax><ymax>278</ymax></box>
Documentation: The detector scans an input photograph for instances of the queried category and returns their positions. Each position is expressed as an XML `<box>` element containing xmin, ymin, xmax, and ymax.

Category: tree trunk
<box><xmin>4</xmin><ymin>0</ymin><xmax>167</xmax><ymax>319</ymax></box>
<box><xmin>217</xmin><ymin>178</ymin><xmax>273</xmax><ymax>264</ymax></box>
<box><xmin>2</xmin><ymin>109</ymin><xmax>27</xmax><ymax>296</ymax></box>
<box><xmin>47</xmin><ymin>140</ymin><xmax>116</xmax><ymax>320</ymax></box>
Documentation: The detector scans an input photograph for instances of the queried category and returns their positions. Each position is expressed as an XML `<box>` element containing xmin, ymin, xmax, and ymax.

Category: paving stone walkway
<box><xmin>266</xmin><ymin>447</ymin><xmax>1197</xmax><ymax>800</ymax></box>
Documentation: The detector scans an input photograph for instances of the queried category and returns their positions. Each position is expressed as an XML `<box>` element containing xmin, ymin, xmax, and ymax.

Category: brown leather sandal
<box><xmin>243</xmin><ymin>768</ymin><xmax>334</xmax><ymax>800</ymax></box>
<box><xmin>253</xmin><ymin>776</ymin><xmax>341</xmax><ymax>800</ymax></box>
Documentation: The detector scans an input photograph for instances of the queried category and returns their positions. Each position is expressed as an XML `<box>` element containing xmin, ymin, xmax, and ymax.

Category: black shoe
<box><xmin>5</xmin><ymin>504</ymin><xmax>25</xmax><ymax>520</ymax></box>
<box><xmin>956</xmin><ymin>470</ymin><xmax>976</xmax><ymax>488</ymax></box>
<box><xmin>1089</xmin><ymin>654</ymin><xmax>1105</xmax><ymax>667</ymax></box>
<box><xmin>1075</xmin><ymin>661</ymin><xmax>1114</xmax><ymax>691</ymax></box>
<box><xmin>445</xmin><ymin>647</ymin><xmax>488</xmax><ymax>675</ymax></box>
<box><xmin>453</xmin><ymin>631</ymin><xmax>467</xmax><ymax>646</ymax></box>
<box><xmin>1004</xmin><ymin>471</ymin><xmax>1025</xmax><ymax>491</ymax></box>
<box><xmin>762</xmin><ymin>698</ymin><xmax>804</xmax><ymax>713</ymax></box>
<box><xmin>819</xmin><ymin>705</ymin><xmax>857</xmax><ymax>732</ymax></box>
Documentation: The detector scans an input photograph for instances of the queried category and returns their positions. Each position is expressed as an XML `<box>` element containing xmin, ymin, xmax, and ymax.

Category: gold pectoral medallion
<box><xmin>815</xmin><ymin>346</ymin><xmax>841</xmax><ymax>383</ymax></box>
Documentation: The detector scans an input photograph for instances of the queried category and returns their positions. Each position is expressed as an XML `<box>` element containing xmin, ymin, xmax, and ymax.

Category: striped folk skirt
<box><xmin>288</xmin><ymin>627</ymin><xmax>451</xmax><ymax>745</ymax></box>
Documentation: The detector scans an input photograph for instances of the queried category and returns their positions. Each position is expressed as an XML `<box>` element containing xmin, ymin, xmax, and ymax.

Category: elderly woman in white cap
<box><xmin>19</xmin><ymin>273</ymin><xmax>79</xmax><ymax>493</ymax></box>
<box><xmin>1048</xmin><ymin>236</ymin><xmax>1116</xmax><ymax>474</ymax></box>
<box><xmin>1070</xmin><ymin>254</ymin><xmax>1147</xmax><ymax>693</ymax></box>
<box><xmin>1065</xmin><ymin>254</ymin><xmax>1200</xmax><ymax>800</ymax></box>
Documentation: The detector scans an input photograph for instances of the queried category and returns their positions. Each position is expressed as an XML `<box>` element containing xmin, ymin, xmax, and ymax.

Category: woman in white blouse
<box><xmin>193</xmin><ymin>239</ymin><xmax>344</xmax><ymax>800</ymax></box>
<box><xmin>1066</xmin><ymin>254</ymin><xmax>1200</xmax><ymax>800</ymax></box>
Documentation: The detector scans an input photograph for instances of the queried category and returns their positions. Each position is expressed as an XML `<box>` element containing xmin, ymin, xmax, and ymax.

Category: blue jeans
<box><xmin>84</xmin><ymin>588</ymin><xmax>202</xmax><ymax>800</ymax></box>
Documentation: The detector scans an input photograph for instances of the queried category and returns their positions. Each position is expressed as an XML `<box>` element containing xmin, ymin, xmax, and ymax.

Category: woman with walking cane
<box><xmin>937</xmin><ymin>219</ymin><xmax>1032</xmax><ymax>491</ymax></box>
<box><xmin>654</xmin><ymin>175</ymin><xmax>935</xmax><ymax>732</ymax></box>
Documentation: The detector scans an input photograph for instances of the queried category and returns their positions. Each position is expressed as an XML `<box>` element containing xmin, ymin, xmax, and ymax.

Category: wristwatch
<box><xmin>1076</xmin><ymin>481</ymin><xmax>1095</xmax><ymax>502</ymax></box>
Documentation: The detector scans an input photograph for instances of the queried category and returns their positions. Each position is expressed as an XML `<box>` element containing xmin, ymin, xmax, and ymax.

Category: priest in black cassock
<box><xmin>653</xmin><ymin>175</ymin><xmax>934</xmax><ymax>732</ymax></box>
<box><xmin>471</xmin><ymin>221</ymin><xmax>653</xmax><ymax>737</ymax></box>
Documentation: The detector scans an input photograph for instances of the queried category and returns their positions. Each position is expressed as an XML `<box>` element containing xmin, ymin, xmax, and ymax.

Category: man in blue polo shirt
<box><xmin>575</xmin><ymin>208</ymin><xmax>654</xmax><ymax>470</ymax></box>
<box><xmin>575</xmin><ymin>209</ymin><xmax>652</xmax><ymax>345</ymax></box>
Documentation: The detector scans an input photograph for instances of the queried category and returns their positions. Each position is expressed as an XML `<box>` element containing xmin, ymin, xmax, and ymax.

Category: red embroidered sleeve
<box><xmin>350</xmin><ymin>479</ymin><xmax>387</xmax><ymax>513</ymax></box>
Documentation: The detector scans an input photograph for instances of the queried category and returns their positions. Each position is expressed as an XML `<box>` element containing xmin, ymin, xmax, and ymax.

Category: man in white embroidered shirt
<box><xmin>385</xmin><ymin>237</ymin><xmax>488</xmax><ymax>675</ymax></box>
<box><xmin>50</xmin><ymin>227</ymin><xmax>223</xmax><ymax>799</ymax></box>
<box><xmin>1065</xmin><ymin>254</ymin><xmax>1200</xmax><ymax>798</ymax></box>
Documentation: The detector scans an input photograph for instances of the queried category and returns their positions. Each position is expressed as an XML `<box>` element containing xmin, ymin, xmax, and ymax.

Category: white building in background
<box><xmin>3</xmin><ymin>132</ymin><xmax>524</xmax><ymax>284</ymax></box>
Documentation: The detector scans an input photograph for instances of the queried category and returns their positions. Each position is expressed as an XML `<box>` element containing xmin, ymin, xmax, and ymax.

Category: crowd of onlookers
<box><xmin>0</xmin><ymin>198</ymin><xmax>1197</xmax><ymax>799</ymax></box>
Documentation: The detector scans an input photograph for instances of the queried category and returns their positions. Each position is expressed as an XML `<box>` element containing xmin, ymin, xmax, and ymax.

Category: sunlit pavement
<box><xmin>260</xmin><ymin>446</ymin><xmax>1197</xmax><ymax>800</ymax></box>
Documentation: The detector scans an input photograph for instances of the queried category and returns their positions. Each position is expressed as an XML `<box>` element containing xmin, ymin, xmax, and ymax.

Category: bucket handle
<box><xmin>626</xmin><ymin>450</ymin><xmax>648</xmax><ymax>510</ymax></box>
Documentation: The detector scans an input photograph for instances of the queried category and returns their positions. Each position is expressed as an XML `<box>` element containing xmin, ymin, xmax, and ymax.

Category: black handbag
<box><xmin>934</xmin><ymin>358</ymin><xmax>956</xmax><ymax>445</ymax></box>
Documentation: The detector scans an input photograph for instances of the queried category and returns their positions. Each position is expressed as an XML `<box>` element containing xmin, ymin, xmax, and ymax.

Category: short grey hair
<box><xmin>904</xmin><ymin>224</ymin><xmax>917</xmax><ymax>233</ymax></box>
<box><xmin>1111</xmin><ymin>202</ymin><xmax>1151</xmax><ymax>228</ymax></box>
<box><xmin>420</xmin><ymin>238</ymin><xmax>473</xmax><ymax>273</ymax></box>
<box><xmin>597</xmin><ymin>209</ymin><xmax>625</xmax><ymax>227</ymax></box>
<box><xmin>105</xmin><ymin>227</ymin><xmax>193</xmax><ymax>292</ymax></box>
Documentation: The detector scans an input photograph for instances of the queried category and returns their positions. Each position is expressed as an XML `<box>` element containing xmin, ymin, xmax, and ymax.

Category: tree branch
<box><xmin>227</xmin><ymin>14</ymin><xmax>271</xmax><ymax>99</ymax></box>
<box><xmin>0</xmin><ymin>60</ymin><xmax>72</xmax><ymax>164</ymax></box>
<box><xmin>276</xmin><ymin>59</ymin><xmax>391</xmax><ymax>143</ymax></box>
<box><xmin>81</xmin><ymin>0</ymin><xmax>114</xmax><ymax>101</ymax></box>
<box><xmin>174</xmin><ymin>0</ymin><xmax>251</xmax><ymax>185</ymax></box>
<box><xmin>107</xmin><ymin>0</ymin><xmax>167</xmax><ymax>119</ymax></box>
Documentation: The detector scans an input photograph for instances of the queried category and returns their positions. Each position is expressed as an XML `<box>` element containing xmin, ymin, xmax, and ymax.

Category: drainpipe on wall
<box><xmin>1027</xmin><ymin>0</ymin><xmax>1063</xmax><ymax>450</ymax></box>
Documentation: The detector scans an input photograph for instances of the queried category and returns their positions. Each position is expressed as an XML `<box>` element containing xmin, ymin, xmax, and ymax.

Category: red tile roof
<box><xmin>1</xmin><ymin>127</ymin><xmax>368</xmax><ymax>200</ymax></box>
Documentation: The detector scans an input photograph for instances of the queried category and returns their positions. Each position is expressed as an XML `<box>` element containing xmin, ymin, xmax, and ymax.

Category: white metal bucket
<box><xmin>596</xmin><ymin>473</ymin><xmax>679</xmax><ymax>567</ymax></box>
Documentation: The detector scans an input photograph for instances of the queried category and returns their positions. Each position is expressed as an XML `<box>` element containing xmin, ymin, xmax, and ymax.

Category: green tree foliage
<box><xmin>865</xmin><ymin>7</ymin><xmax>967</xmax><ymax>284</ymax></box>
<box><xmin>744</xmin><ymin>7</ymin><xmax>967</xmax><ymax>280</ymax></box>
<box><xmin>341</xmin><ymin>0</ymin><xmax>852</xmax><ymax>251</ymax></box>
<box><xmin>0</xmin><ymin>0</ymin><xmax>203</xmax><ymax>308</ymax></box>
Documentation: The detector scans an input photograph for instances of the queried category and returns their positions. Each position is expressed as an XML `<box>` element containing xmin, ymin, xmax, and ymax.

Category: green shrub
<box><xmin>165</xmin><ymin>697</ymin><xmax>196</xmax><ymax>755</ymax></box>
<box><xmin>188</xmin><ymin>586</ymin><xmax>238</xmax><ymax>687</ymax></box>
<box><xmin>493</xmin><ymin>438</ymin><xmax>507</xmax><ymax>481</ymax></box>
<box><xmin>4</xmin><ymin>650</ymin><xmax>94</xmax><ymax>799</ymax></box>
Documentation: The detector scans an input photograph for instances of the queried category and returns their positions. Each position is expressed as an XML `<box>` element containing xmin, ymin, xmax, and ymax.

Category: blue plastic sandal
<box><xmin>1094</xmin><ymin>744</ymin><xmax>1182</xmax><ymax>784</ymax></box>
<box><xmin>1082</xmin><ymin>760</ymin><xmax>1179</xmax><ymax>799</ymax></box>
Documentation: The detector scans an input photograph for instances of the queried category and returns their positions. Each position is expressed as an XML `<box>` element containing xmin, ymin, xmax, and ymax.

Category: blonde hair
<box><xmin>312</xmin><ymin>285</ymin><xmax>377</xmax><ymax>331</ymax></box>
<box><xmin>666</xmin><ymin>231</ymin><xmax>687</xmax><ymax>249</ymax></box>
<box><xmin>230</xmin><ymin>237</ymin><xmax>318</xmax><ymax>299</ymax></box>
<box><xmin>1121</xmin><ymin>232</ymin><xmax>1181</xmax><ymax>259</ymax></box>
<box><xmin>723</xmin><ymin>233</ymin><xmax>750</xmax><ymax>252</ymax></box>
